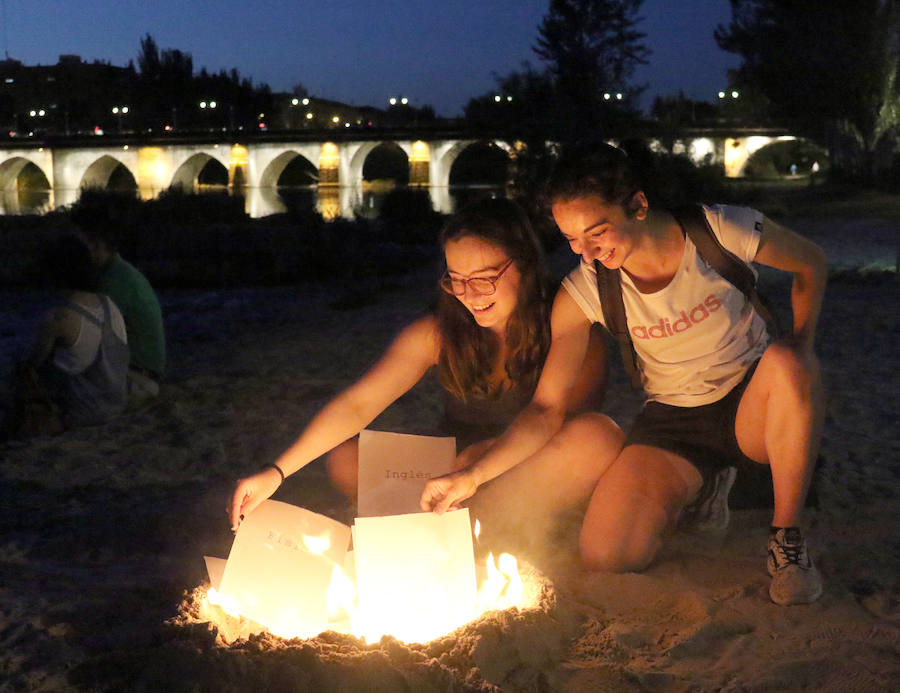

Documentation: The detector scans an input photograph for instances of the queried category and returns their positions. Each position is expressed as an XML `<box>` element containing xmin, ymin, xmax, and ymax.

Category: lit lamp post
<box><xmin>290</xmin><ymin>97</ymin><xmax>311</xmax><ymax>129</ymax></box>
<box><xmin>200</xmin><ymin>100</ymin><xmax>218</xmax><ymax>131</ymax></box>
<box><xmin>111</xmin><ymin>105</ymin><xmax>129</xmax><ymax>133</ymax></box>
<box><xmin>27</xmin><ymin>108</ymin><xmax>46</xmax><ymax>136</ymax></box>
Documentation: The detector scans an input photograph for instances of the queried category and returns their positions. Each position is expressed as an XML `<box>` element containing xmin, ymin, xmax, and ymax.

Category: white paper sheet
<box><xmin>203</xmin><ymin>555</ymin><xmax>227</xmax><ymax>592</ymax></box>
<box><xmin>352</xmin><ymin>508</ymin><xmax>477</xmax><ymax>643</ymax></box>
<box><xmin>357</xmin><ymin>430</ymin><xmax>456</xmax><ymax>517</ymax></box>
<box><xmin>218</xmin><ymin>500</ymin><xmax>351</xmax><ymax>639</ymax></box>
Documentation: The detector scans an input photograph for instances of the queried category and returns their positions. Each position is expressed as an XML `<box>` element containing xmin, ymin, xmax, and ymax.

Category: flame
<box><xmin>201</xmin><ymin>518</ymin><xmax>533</xmax><ymax>644</ymax></box>
<box><xmin>326</xmin><ymin>562</ymin><xmax>357</xmax><ymax>621</ymax></box>
<box><xmin>205</xmin><ymin>587</ymin><xmax>241</xmax><ymax>617</ymax></box>
<box><xmin>303</xmin><ymin>533</ymin><xmax>331</xmax><ymax>554</ymax></box>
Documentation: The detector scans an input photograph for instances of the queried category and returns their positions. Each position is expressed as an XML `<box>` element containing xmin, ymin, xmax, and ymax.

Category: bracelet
<box><xmin>264</xmin><ymin>463</ymin><xmax>285</xmax><ymax>485</ymax></box>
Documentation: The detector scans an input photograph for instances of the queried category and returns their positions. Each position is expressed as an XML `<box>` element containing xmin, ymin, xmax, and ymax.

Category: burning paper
<box><xmin>217</xmin><ymin>500</ymin><xmax>351</xmax><ymax>639</ymax></box>
<box><xmin>203</xmin><ymin>555</ymin><xmax>227</xmax><ymax>592</ymax></box>
<box><xmin>357</xmin><ymin>430</ymin><xmax>456</xmax><ymax>517</ymax></box>
<box><xmin>352</xmin><ymin>508</ymin><xmax>477</xmax><ymax>643</ymax></box>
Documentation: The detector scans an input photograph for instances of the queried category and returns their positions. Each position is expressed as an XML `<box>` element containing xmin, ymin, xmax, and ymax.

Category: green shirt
<box><xmin>98</xmin><ymin>254</ymin><xmax>166</xmax><ymax>377</ymax></box>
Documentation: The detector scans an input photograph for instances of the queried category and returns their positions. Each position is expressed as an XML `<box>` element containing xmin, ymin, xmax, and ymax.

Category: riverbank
<box><xmin>1</xmin><ymin>206</ymin><xmax>898</xmax><ymax>691</ymax></box>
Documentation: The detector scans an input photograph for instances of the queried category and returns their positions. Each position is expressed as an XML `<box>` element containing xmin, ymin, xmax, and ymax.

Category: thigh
<box><xmin>582</xmin><ymin>444</ymin><xmax>703</xmax><ymax>538</ymax></box>
<box><xmin>467</xmin><ymin>412</ymin><xmax>623</xmax><ymax>520</ymax></box>
<box><xmin>734</xmin><ymin>343</ymin><xmax>819</xmax><ymax>465</ymax></box>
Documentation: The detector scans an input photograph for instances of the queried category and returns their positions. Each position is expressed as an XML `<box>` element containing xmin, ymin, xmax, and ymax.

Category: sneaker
<box><xmin>680</xmin><ymin>466</ymin><xmax>737</xmax><ymax>534</ymax></box>
<box><xmin>767</xmin><ymin>527</ymin><xmax>823</xmax><ymax>605</ymax></box>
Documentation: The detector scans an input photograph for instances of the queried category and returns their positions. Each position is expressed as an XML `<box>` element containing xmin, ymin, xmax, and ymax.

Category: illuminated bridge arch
<box><xmin>0</xmin><ymin>156</ymin><xmax>53</xmax><ymax>214</ymax></box>
<box><xmin>79</xmin><ymin>155</ymin><xmax>138</xmax><ymax>193</ymax></box>
<box><xmin>171</xmin><ymin>152</ymin><xmax>229</xmax><ymax>191</ymax></box>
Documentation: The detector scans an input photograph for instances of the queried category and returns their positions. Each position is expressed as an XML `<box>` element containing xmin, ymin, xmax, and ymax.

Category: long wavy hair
<box><xmin>436</xmin><ymin>197</ymin><xmax>552</xmax><ymax>401</ymax></box>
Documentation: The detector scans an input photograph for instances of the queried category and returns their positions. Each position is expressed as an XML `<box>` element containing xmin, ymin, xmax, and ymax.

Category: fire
<box><xmin>202</xmin><ymin>515</ymin><xmax>533</xmax><ymax>644</ymax></box>
<box><xmin>302</xmin><ymin>533</ymin><xmax>331</xmax><ymax>554</ymax></box>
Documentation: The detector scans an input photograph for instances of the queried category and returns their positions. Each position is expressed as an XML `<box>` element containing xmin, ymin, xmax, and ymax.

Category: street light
<box><xmin>111</xmin><ymin>105</ymin><xmax>129</xmax><ymax>132</ymax></box>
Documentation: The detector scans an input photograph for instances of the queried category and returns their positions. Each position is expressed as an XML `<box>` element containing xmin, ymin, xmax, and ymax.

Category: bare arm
<box><xmin>420</xmin><ymin>288</ymin><xmax>593</xmax><ymax>513</ymax></box>
<box><xmin>230</xmin><ymin>316</ymin><xmax>439</xmax><ymax>529</ymax></box>
<box><xmin>754</xmin><ymin>217</ymin><xmax>828</xmax><ymax>350</ymax></box>
<box><xmin>564</xmin><ymin>322</ymin><xmax>609</xmax><ymax>413</ymax></box>
<box><xmin>22</xmin><ymin>307</ymin><xmax>70</xmax><ymax>368</ymax></box>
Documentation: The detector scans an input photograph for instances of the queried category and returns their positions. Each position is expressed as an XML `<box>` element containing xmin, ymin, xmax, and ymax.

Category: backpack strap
<box><xmin>594</xmin><ymin>260</ymin><xmax>643</xmax><ymax>390</ymax></box>
<box><xmin>63</xmin><ymin>298</ymin><xmax>104</xmax><ymax>328</ymax></box>
<box><xmin>671</xmin><ymin>205</ymin><xmax>780</xmax><ymax>335</ymax></box>
<box><xmin>593</xmin><ymin>205</ymin><xmax>780</xmax><ymax>392</ymax></box>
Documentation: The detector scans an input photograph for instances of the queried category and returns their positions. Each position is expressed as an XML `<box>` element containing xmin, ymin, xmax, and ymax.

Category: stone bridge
<box><xmin>0</xmin><ymin>127</ymin><xmax>800</xmax><ymax>217</ymax></box>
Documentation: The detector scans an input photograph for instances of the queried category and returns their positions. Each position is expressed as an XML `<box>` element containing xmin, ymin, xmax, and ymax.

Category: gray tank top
<box><xmin>62</xmin><ymin>296</ymin><xmax>130</xmax><ymax>426</ymax></box>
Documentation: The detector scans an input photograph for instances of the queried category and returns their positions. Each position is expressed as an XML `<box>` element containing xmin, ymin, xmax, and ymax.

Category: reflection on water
<box><xmin>0</xmin><ymin>184</ymin><xmax>505</xmax><ymax>219</ymax></box>
<box><xmin>1</xmin><ymin>187</ymin><xmax>53</xmax><ymax>215</ymax></box>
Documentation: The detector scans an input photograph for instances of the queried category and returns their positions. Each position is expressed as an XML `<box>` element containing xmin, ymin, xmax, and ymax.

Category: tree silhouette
<box><xmin>715</xmin><ymin>0</ymin><xmax>900</xmax><ymax>180</ymax></box>
<box><xmin>533</xmin><ymin>0</ymin><xmax>649</xmax><ymax>136</ymax></box>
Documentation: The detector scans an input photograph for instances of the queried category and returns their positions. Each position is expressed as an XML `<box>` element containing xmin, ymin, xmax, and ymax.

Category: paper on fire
<box><xmin>204</xmin><ymin>430</ymin><xmax>480</xmax><ymax>642</ymax></box>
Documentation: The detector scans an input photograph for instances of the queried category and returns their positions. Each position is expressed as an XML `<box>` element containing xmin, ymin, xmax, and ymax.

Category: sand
<box><xmin>1</xmin><ymin>219</ymin><xmax>898</xmax><ymax>692</ymax></box>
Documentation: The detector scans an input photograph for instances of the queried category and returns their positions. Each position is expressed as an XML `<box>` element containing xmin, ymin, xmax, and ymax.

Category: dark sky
<box><xmin>5</xmin><ymin>0</ymin><xmax>740</xmax><ymax>116</ymax></box>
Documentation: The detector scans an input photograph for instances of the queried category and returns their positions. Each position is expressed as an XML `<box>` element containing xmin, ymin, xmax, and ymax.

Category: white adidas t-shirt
<box><xmin>561</xmin><ymin>204</ymin><xmax>769</xmax><ymax>407</ymax></box>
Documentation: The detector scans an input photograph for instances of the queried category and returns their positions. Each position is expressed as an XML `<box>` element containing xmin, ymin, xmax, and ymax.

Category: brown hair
<box><xmin>436</xmin><ymin>197</ymin><xmax>551</xmax><ymax>401</ymax></box>
<box><xmin>546</xmin><ymin>141</ymin><xmax>643</xmax><ymax>212</ymax></box>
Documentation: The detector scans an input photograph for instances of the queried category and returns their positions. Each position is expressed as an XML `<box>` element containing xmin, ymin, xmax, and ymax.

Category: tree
<box><xmin>715</xmin><ymin>0</ymin><xmax>900</xmax><ymax>180</ymax></box>
<box><xmin>533</xmin><ymin>0</ymin><xmax>649</xmax><ymax>136</ymax></box>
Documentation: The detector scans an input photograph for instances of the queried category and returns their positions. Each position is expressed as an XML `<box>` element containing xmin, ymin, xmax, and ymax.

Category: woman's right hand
<box><xmin>229</xmin><ymin>467</ymin><xmax>283</xmax><ymax>532</ymax></box>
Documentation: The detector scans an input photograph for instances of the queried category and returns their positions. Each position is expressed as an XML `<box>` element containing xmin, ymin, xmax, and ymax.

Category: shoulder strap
<box><xmin>64</xmin><ymin>299</ymin><xmax>103</xmax><ymax>328</ymax></box>
<box><xmin>594</xmin><ymin>260</ymin><xmax>643</xmax><ymax>390</ymax></box>
<box><xmin>671</xmin><ymin>205</ymin><xmax>780</xmax><ymax>334</ymax></box>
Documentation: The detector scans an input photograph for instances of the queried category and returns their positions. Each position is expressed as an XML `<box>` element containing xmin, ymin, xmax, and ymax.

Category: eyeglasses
<box><xmin>440</xmin><ymin>259</ymin><xmax>514</xmax><ymax>296</ymax></box>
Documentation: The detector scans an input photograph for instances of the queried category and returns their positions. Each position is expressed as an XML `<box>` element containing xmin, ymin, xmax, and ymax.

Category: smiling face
<box><xmin>443</xmin><ymin>234</ymin><xmax>521</xmax><ymax>334</ymax></box>
<box><xmin>552</xmin><ymin>192</ymin><xmax>647</xmax><ymax>270</ymax></box>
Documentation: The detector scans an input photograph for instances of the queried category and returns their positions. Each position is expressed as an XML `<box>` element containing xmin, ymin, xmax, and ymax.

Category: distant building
<box><xmin>268</xmin><ymin>94</ymin><xmax>386</xmax><ymax>131</ymax></box>
<box><xmin>0</xmin><ymin>55</ymin><xmax>135</xmax><ymax>135</ymax></box>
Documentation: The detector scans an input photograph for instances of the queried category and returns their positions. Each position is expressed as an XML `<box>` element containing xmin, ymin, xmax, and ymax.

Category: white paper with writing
<box><xmin>218</xmin><ymin>500</ymin><xmax>351</xmax><ymax>639</ymax></box>
<box><xmin>352</xmin><ymin>508</ymin><xmax>477</xmax><ymax>643</ymax></box>
<box><xmin>357</xmin><ymin>429</ymin><xmax>456</xmax><ymax>517</ymax></box>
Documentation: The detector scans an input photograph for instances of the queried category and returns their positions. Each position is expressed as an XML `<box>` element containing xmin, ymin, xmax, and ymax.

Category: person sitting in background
<box><xmin>71</xmin><ymin>201</ymin><xmax>166</xmax><ymax>403</ymax></box>
<box><xmin>12</xmin><ymin>234</ymin><xmax>130</xmax><ymax>434</ymax></box>
<box><xmin>229</xmin><ymin>197</ymin><xmax>624</xmax><ymax>542</ymax></box>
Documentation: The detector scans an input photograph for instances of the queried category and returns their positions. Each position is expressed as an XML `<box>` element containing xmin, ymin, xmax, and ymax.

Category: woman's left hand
<box><xmin>420</xmin><ymin>469</ymin><xmax>478</xmax><ymax>514</ymax></box>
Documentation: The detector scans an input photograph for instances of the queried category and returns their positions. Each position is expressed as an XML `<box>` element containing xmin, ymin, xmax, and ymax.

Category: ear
<box><xmin>628</xmin><ymin>190</ymin><xmax>649</xmax><ymax>220</ymax></box>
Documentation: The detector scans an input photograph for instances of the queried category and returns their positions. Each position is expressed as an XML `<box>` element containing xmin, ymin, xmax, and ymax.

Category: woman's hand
<box><xmin>420</xmin><ymin>469</ymin><xmax>479</xmax><ymax>514</ymax></box>
<box><xmin>229</xmin><ymin>468</ymin><xmax>282</xmax><ymax>532</ymax></box>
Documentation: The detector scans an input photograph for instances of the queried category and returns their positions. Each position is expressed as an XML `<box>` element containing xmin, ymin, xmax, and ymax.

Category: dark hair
<box><xmin>69</xmin><ymin>193</ymin><xmax>126</xmax><ymax>251</ymax></box>
<box><xmin>41</xmin><ymin>234</ymin><xmax>98</xmax><ymax>291</ymax></box>
<box><xmin>436</xmin><ymin>197</ymin><xmax>552</xmax><ymax>400</ymax></box>
<box><xmin>546</xmin><ymin>141</ymin><xmax>644</xmax><ymax>210</ymax></box>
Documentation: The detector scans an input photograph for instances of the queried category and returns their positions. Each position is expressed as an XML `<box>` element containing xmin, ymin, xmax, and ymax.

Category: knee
<box><xmin>559</xmin><ymin>412</ymin><xmax>626</xmax><ymax>450</ymax></box>
<box><xmin>578</xmin><ymin>491</ymin><xmax>669</xmax><ymax>573</ymax></box>
<box><xmin>578</xmin><ymin>529</ymin><xmax>660</xmax><ymax>573</ymax></box>
<box><xmin>762</xmin><ymin>342</ymin><xmax>820</xmax><ymax>396</ymax></box>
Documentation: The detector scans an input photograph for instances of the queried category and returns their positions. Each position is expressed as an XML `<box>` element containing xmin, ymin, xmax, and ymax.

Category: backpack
<box><xmin>595</xmin><ymin>204</ymin><xmax>779</xmax><ymax>390</ymax></box>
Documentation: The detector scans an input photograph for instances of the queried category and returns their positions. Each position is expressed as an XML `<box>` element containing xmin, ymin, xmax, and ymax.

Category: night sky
<box><xmin>5</xmin><ymin>0</ymin><xmax>739</xmax><ymax>117</ymax></box>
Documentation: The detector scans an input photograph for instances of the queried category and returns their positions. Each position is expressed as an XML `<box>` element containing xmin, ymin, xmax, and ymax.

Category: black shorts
<box><xmin>624</xmin><ymin>361</ymin><xmax>760</xmax><ymax>483</ymax></box>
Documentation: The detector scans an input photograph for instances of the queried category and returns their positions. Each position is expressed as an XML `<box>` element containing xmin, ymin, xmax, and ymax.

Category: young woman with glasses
<box><xmin>229</xmin><ymin>197</ymin><xmax>624</xmax><ymax>542</ymax></box>
<box><xmin>421</xmin><ymin>144</ymin><xmax>827</xmax><ymax>606</ymax></box>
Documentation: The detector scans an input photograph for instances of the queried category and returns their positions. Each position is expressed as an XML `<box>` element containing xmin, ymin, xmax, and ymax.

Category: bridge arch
<box><xmin>724</xmin><ymin>135</ymin><xmax>798</xmax><ymax>177</ymax></box>
<box><xmin>0</xmin><ymin>157</ymin><xmax>52</xmax><ymax>214</ymax></box>
<box><xmin>361</xmin><ymin>142</ymin><xmax>409</xmax><ymax>184</ymax></box>
<box><xmin>170</xmin><ymin>153</ymin><xmax>228</xmax><ymax>191</ymax></box>
<box><xmin>79</xmin><ymin>155</ymin><xmax>138</xmax><ymax>193</ymax></box>
<box><xmin>743</xmin><ymin>136</ymin><xmax>827</xmax><ymax>178</ymax></box>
